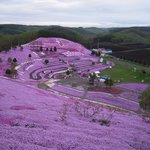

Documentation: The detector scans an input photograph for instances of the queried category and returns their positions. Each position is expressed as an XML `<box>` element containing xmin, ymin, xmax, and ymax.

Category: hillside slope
<box><xmin>0</xmin><ymin>77</ymin><xmax>150</xmax><ymax>150</ymax></box>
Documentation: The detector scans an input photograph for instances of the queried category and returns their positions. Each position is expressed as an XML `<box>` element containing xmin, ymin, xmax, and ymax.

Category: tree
<box><xmin>54</xmin><ymin>46</ymin><xmax>57</xmax><ymax>52</ymax></box>
<box><xmin>7</xmin><ymin>57</ymin><xmax>12</xmax><ymax>64</ymax></box>
<box><xmin>5</xmin><ymin>68</ymin><xmax>17</xmax><ymax>78</ymax></box>
<box><xmin>5</xmin><ymin>69</ymin><xmax>12</xmax><ymax>75</ymax></box>
<box><xmin>44</xmin><ymin>59</ymin><xmax>49</xmax><ymax>64</ymax></box>
<box><xmin>40</xmin><ymin>46</ymin><xmax>43</xmax><ymax>51</ymax></box>
<box><xmin>92</xmin><ymin>61</ymin><xmax>96</xmax><ymax>65</ymax></box>
<box><xmin>104</xmin><ymin>78</ymin><xmax>113</xmax><ymax>87</ymax></box>
<box><xmin>28</xmin><ymin>54</ymin><xmax>32</xmax><ymax>58</ymax></box>
<box><xmin>0</xmin><ymin>57</ymin><xmax>2</xmax><ymax>63</ymax></box>
<box><xmin>66</xmin><ymin>70</ymin><xmax>70</xmax><ymax>75</ymax></box>
<box><xmin>13</xmin><ymin>58</ymin><xmax>17</xmax><ymax>63</ymax></box>
<box><xmin>139</xmin><ymin>88</ymin><xmax>150</xmax><ymax>110</ymax></box>
<box><xmin>50</xmin><ymin>48</ymin><xmax>53</xmax><ymax>52</ymax></box>
<box><xmin>88</xmin><ymin>73</ymin><xmax>96</xmax><ymax>85</ymax></box>
<box><xmin>142</xmin><ymin>70</ymin><xmax>146</xmax><ymax>75</ymax></box>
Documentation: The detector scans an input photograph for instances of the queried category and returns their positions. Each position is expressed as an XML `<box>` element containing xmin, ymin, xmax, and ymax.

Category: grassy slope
<box><xmin>102</xmin><ymin>57</ymin><xmax>150</xmax><ymax>83</ymax></box>
<box><xmin>93</xmin><ymin>27</ymin><xmax>150</xmax><ymax>44</ymax></box>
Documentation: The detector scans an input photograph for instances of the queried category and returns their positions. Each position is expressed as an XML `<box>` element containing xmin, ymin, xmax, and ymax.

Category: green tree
<box><xmin>5</xmin><ymin>69</ymin><xmax>12</xmax><ymax>75</ymax></box>
<box><xmin>88</xmin><ymin>73</ymin><xmax>96</xmax><ymax>85</ymax></box>
<box><xmin>104</xmin><ymin>78</ymin><xmax>113</xmax><ymax>87</ymax></box>
<box><xmin>28</xmin><ymin>54</ymin><xmax>32</xmax><ymax>58</ymax></box>
<box><xmin>44</xmin><ymin>59</ymin><xmax>49</xmax><ymax>65</ymax></box>
<box><xmin>139</xmin><ymin>88</ymin><xmax>150</xmax><ymax>110</ymax></box>
<box><xmin>7</xmin><ymin>57</ymin><xmax>12</xmax><ymax>64</ymax></box>
<box><xmin>5</xmin><ymin>68</ymin><xmax>17</xmax><ymax>78</ymax></box>
<box><xmin>13</xmin><ymin>58</ymin><xmax>17</xmax><ymax>63</ymax></box>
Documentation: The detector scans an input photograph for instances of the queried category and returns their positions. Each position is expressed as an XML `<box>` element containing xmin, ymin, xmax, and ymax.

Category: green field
<box><xmin>145</xmin><ymin>48</ymin><xmax>150</xmax><ymax>50</ymax></box>
<box><xmin>101</xmin><ymin>57</ymin><xmax>150</xmax><ymax>84</ymax></box>
<box><xmin>144</xmin><ymin>41</ymin><xmax>150</xmax><ymax>44</ymax></box>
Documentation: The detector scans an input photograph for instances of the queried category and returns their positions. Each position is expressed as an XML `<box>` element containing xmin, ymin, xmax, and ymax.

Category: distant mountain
<box><xmin>0</xmin><ymin>24</ymin><xmax>150</xmax><ymax>52</ymax></box>
<box><xmin>93</xmin><ymin>27</ymin><xmax>150</xmax><ymax>44</ymax></box>
<box><xmin>0</xmin><ymin>24</ymin><xmax>150</xmax><ymax>43</ymax></box>
<box><xmin>0</xmin><ymin>24</ymin><xmax>107</xmax><ymax>37</ymax></box>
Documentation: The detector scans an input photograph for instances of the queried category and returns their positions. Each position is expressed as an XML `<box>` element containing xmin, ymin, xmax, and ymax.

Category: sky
<box><xmin>0</xmin><ymin>0</ymin><xmax>150</xmax><ymax>27</ymax></box>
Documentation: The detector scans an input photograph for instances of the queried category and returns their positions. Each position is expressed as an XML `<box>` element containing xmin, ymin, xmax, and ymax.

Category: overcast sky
<box><xmin>0</xmin><ymin>0</ymin><xmax>150</xmax><ymax>27</ymax></box>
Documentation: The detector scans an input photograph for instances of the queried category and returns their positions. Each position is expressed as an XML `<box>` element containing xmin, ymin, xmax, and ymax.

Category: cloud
<box><xmin>0</xmin><ymin>0</ymin><xmax>149</xmax><ymax>27</ymax></box>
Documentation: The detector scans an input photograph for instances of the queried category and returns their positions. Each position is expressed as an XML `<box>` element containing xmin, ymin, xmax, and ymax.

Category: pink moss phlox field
<box><xmin>0</xmin><ymin>78</ymin><xmax>150</xmax><ymax>150</ymax></box>
<box><xmin>0</xmin><ymin>37</ymin><xmax>150</xmax><ymax>150</ymax></box>
<box><xmin>117</xmin><ymin>83</ymin><xmax>149</xmax><ymax>93</ymax></box>
<box><xmin>10</xmin><ymin>106</ymin><xmax>36</xmax><ymax>110</ymax></box>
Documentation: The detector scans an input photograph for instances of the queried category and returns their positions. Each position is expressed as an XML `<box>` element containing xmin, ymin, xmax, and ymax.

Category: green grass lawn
<box><xmin>101</xmin><ymin>58</ymin><xmax>150</xmax><ymax>84</ymax></box>
<box><xmin>145</xmin><ymin>48</ymin><xmax>150</xmax><ymax>50</ymax></box>
<box><xmin>144</xmin><ymin>41</ymin><xmax>150</xmax><ymax>44</ymax></box>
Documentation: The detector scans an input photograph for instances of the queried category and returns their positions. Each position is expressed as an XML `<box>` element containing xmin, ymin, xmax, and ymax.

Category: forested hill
<box><xmin>0</xmin><ymin>24</ymin><xmax>150</xmax><ymax>52</ymax></box>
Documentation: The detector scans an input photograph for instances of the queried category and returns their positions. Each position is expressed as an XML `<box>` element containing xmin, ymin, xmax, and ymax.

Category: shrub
<box><xmin>7</xmin><ymin>57</ymin><xmax>12</xmax><ymax>64</ymax></box>
<box><xmin>54</xmin><ymin>46</ymin><xmax>57</xmax><ymax>52</ymax></box>
<box><xmin>92</xmin><ymin>61</ymin><xmax>96</xmax><ymax>65</ymax></box>
<box><xmin>5</xmin><ymin>69</ymin><xmax>12</xmax><ymax>75</ymax></box>
<box><xmin>74</xmin><ymin>101</ymin><xmax>114</xmax><ymax>126</ymax></box>
<box><xmin>13</xmin><ymin>58</ymin><xmax>17</xmax><ymax>63</ymax></box>
<box><xmin>104</xmin><ymin>78</ymin><xmax>113</xmax><ymax>87</ymax></box>
<box><xmin>11</xmin><ymin>69</ymin><xmax>17</xmax><ymax>76</ymax></box>
<box><xmin>141</xmin><ymin>70</ymin><xmax>146</xmax><ymax>74</ymax></box>
<box><xmin>50</xmin><ymin>48</ymin><xmax>53</xmax><ymax>52</ymax></box>
<box><xmin>88</xmin><ymin>73</ymin><xmax>96</xmax><ymax>85</ymax></box>
<box><xmin>74</xmin><ymin>102</ymin><xmax>100</xmax><ymax>118</ymax></box>
<box><xmin>40</xmin><ymin>46</ymin><xmax>43</xmax><ymax>51</ymax></box>
<box><xmin>5</xmin><ymin>68</ymin><xmax>17</xmax><ymax>78</ymax></box>
<box><xmin>98</xmin><ymin>119</ymin><xmax>111</xmax><ymax>126</ymax></box>
<box><xmin>0</xmin><ymin>57</ymin><xmax>2</xmax><ymax>63</ymax></box>
<box><xmin>56</xmin><ymin>103</ymin><xmax>69</xmax><ymax>125</ymax></box>
<box><xmin>44</xmin><ymin>59</ymin><xmax>49</xmax><ymax>64</ymax></box>
<box><xmin>66</xmin><ymin>70</ymin><xmax>70</xmax><ymax>75</ymax></box>
<box><xmin>28</xmin><ymin>54</ymin><xmax>32</xmax><ymax>58</ymax></box>
<box><xmin>139</xmin><ymin>88</ymin><xmax>150</xmax><ymax>110</ymax></box>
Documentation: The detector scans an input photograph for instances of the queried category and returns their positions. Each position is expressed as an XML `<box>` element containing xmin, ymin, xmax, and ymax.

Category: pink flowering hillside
<box><xmin>0</xmin><ymin>77</ymin><xmax>150</xmax><ymax>150</ymax></box>
<box><xmin>0</xmin><ymin>37</ymin><xmax>150</xmax><ymax>150</ymax></box>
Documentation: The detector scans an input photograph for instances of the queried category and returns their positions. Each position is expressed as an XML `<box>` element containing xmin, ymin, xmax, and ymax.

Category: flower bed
<box><xmin>51</xmin><ymin>84</ymin><xmax>84</xmax><ymax>97</ymax></box>
<box><xmin>119</xmin><ymin>91</ymin><xmax>140</xmax><ymax>102</ymax></box>
<box><xmin>117</xmin><ymin>83</ymin><xmax>149</xmax><ymax>93</ymax></box>
<box><xmin>88</xmin><ymin>87</ymin><xmax>123</xmax><ymax>94</ymax></box>
<box><xmin>86</xmin><ymin>92</ymin><xmax>139</xmax><ymax>112</ymax></box>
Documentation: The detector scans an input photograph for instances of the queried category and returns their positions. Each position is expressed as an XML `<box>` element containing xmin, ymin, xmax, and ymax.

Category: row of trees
<box><xmin>139</xmin><ymin>88</ymin><xmax>150</xmax><ymax>110</ymax></box>
<box><xmin>0</xmin><ymin>31</ymin><xmax>37</xmax><ymax>52</ymax></box>
<box><xmin>39</xmin><ymin>46</ymin><xmax>57</xmax><ymax>52</ymax></box>
<box><xmin>6</xmin><ymin>57</ymin><xmax>18</xmax><ymax>78</ymax></box>
<box><xmin>118</xmin><ymin>56</ymin><xmax>150</xmax><ymax>66</ymax></box>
